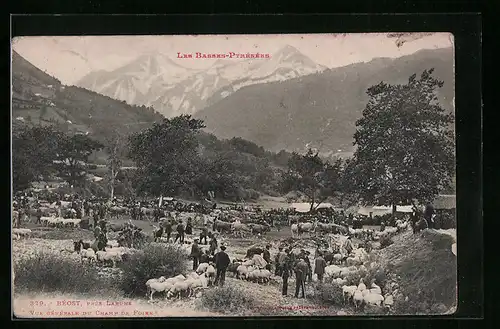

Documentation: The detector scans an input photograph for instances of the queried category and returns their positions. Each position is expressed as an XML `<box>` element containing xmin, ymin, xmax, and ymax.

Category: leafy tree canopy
<box><xmin>348</xmin><ymin>69</ymin><xmax>455</xmax><ymax>206</ymax></box>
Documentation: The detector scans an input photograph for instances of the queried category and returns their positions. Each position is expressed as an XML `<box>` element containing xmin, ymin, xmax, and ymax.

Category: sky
<box><xmin>12</xmin><ymin>33</ymin><xmax>453</xmax><ymax>85</ymax></box>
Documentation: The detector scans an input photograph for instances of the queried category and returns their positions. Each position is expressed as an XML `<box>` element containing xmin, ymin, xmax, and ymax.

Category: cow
<box><xmin>246</xmin><ymin>246</ymin><xmax>264</xmax><ymax>258</ymax></box>
<box><xmin>291</xmin><ymin>221</ymin><xmax>317</xmax><ymax>237</ymax></box>
<box><xmin>213</xmin><ymin>220</ymin><xmax>232</xmax><ymax>234</ymax></box>
<box><xmin>109</xmin><ymin>206</ymin><xmax>128</xmax><ymax>219</ymax></box>
<box><xmin>231</xmin><ymin>222</ymin><xmax>251</xmax><ymax>237</ymax></box>
<box><xmin>107</xmin><ymin>223</ymin><xmax>126</xmax><ymax>232</ymax></box>
<box><xmin>249</xmin><ymin>223</ymin><xmax>271</xmax><ymax>235</ymax></box>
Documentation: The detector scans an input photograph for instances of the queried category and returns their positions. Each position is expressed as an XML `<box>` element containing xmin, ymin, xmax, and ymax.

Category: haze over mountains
<box><xmin>76</xmin><ymin>45</ymin><xmax>327</xmax><ymax>117</ymax></box>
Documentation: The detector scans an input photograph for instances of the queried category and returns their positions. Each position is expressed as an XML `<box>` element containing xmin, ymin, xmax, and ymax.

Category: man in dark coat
<box><xmin>314</xmin><ymin>252</ymin><xmax>327</xmax><ymax>282</ymax></box>
<box><xmin>163</xmin><ymin>219</ymin><xmax>173</xmax><ymax>242</ymax></box>
<box><xmin>294</xmin><ymin>258</ymin><xmax>308</xmax><ymax>298</ymax></box>
<box><xmin>214</xmin><ymin>245</ymin><xmax>231</xmax><ymax>286</ymax></box>
<box><xmin>209</xmin><ymin>236</ymin><xmax>218</xmax><ymax>255</ymax></box>
<box><xmin>424</xmin><ymin>203</ymin><xmax>436</xmax><ymax>229</ymax></box>
<box><xmin>281</xmin><ymin>249</ymin><xmax>292</xmax><ymax>296</ymax></box>
<box><xmin>174</xmin><ymin>220</ymin><xmax>185</xmax><ymax>243</ymax></box>
<box><xmin>36</xmin><ymin>208</ymin><xmax>42</xmax><ymax>225</ymax></box>
<box><xmin>304</xmin><ymin>251</ymin><xmax>312</xmax><ymax>283</ymax></box>
<box><xmin>185</xmin><ymin>218</ymin><xmax>193</xmax><ymax>235</ymax></box>
<box><xmin>199</xmin><ymin>224</ymin><xmax>209</xmax><ymax>245</ymax></box>
<box><xmin>263</xmin><ymin>244</ymin><xmax>272</xmax><ymax>271</ymax></box>
<box><xmin>275</xmin><ymin>246</ymin><xmax>285</xmax><ymax>276</ymax></box>
<box><xmin>190</xmin><ymin>239</ymin><xmax>202</xmax><ymax>271</ymax></box>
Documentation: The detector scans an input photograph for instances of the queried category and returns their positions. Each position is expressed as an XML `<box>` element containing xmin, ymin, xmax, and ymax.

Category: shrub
<box><xmin>119</xmin><ymin>243</ymin><xmax>187</xmax><ymax>297</ymax></box>
<box><xmin>14</xmin><ymin>252</ymin><xmax>107</xmax><ymax>294</ymax></box>
<box><xmin>379</xmin><ymin>235</ymin><xmax>394</xmax><ymax>249</ymax></box>
<box><xmin>314</xmin><ymin>283</ymin><xmax>344</xmax><ymax>306</ymax></box>
<box><xmin>344</xmin><ymin>268</ymin><xmax>368</xmax><ymax>286</ymax></box>
<box><xmin>200</xmin><ymin>286</ymin><xmax>256</xmax><ymax>314</ymax></box>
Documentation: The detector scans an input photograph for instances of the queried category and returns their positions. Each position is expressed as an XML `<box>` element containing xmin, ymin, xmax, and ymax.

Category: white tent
<box><xmin>358</xmin><ymin>205</ymin><xmax>414</xmax><ymax>216</ymax></box>
<box><xmin>291</xmin><ymin>202</ymin><xmax>334</xmax><ymax>213</ymax></box>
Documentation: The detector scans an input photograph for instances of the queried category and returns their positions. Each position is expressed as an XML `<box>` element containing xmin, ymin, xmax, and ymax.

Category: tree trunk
<box><xmin>110</xmin><ymin>167</ymin><xmax>115</xmax><ymax>201</ymax></box>
<box><xmin>392</xmin><ymin>204</ymin><xmax>397</xmax><ymax>220</ymax></box>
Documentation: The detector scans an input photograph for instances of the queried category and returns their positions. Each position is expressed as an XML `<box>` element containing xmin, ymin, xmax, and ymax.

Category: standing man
<box><xmin>302</xmin><ymin>251</ymin><xmax>312</xmax><ymax>284</ymax></box>
<box><xmin>424</xmin><ymin>203</ymin><xmax>436</xmax><ymax>229</ymax></box>
<box><xmin>294</xmin><ymin>258</ymin><xmax>308</xmax><ymax>298</ymax></box>
<box><xmin>174</xmin><ymin>219</ymin><xmax>185</xmax><ymax>244</ymax></box>
<box><xmin>214</xmin><ymin>245</ymin><xmax>231</xmax><ymax>286</ymax></box>
<box><xmin>274</xmin><ymin>246</ymin><xmax>285</xmax><ymax>276</ymax></box>
<box><xmin>281</xmin><ymin>248</ymin><xmax>292</xmax><ymax>296</ymax></box>
<box><xmin>185</xmin><ymin>218</ymin><xmax>193</xmax><ymax>235</ymax></box>
<box><xmin>314</xmin><ymin>251</ymin><xmax>327</xmax><ymax>283</ymax></box>
<box><xmin>343</xmin><ymin>236</ymin><xmax>354</xmax><ymax>255</ymax></box>
<box><xmin>35</xmin><ymin>207</ymin><xmax>42</xmax><ymax>225</ymax></box>
<box><xmin>164</xmin><ymin>219</ymin><xmax>173</xmax><ymax>243</ymax></box>
<box><xmin>263</xmin><ymin>244</ymin><xmax>272</xmax><ymax>271</ymax></box>
<box><xmin>209</xmin><ymin>235</ymin><xmax>218</xmax><ymax>255</ymax></box>
<box><xmin>190</xmin><ymin>239</ymin><xmax>202</xmax><ymax>271</ymax></box>
<box><xmin>200</xmin><ymin>224</ymin><xmax>209</xmax><ymax>245</ymax></box>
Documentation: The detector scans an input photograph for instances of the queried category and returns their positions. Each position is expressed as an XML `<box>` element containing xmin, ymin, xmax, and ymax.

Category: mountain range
<box><xmin>76</xmin><ymin>45</ymin><xmax>327</xmax><ymax>117</ymax></box>
<box><xmin>194</xmin><ymin>47</ymin><xmax>455</xmax><ymax>155</ymax></box>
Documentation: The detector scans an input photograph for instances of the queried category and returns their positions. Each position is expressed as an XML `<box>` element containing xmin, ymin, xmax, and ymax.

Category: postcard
<box><xmin>12</xmin><ymin>33</ymin><xmax>456</xmax><ymax>318</ymax></box>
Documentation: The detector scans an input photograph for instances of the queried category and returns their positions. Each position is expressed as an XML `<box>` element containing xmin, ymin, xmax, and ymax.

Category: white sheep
<box><xmin>169</xmin><ymin>279</ymin><xmax>190</xmax><ymax>299</ymax></box>
<box><xmin>107</xmin><ymin>240</ymin><xmax>119</xmax><ymax>248</ymax></box>
<box><xmin>236</xmin><ymin>265</ymin><xmax>251</xmax><ymax>279</ymax></box>
<box><xmin>383</xmin><ymin>294</ymin><xmax>394</xmax><ymax>309</ymax></box>
<box><xmin>205</xmin><ymin>264</ymin><xmax>216</xmax><ymax>284</ymax></box>
<box><xmin>353</xmin><ymin>289</ymin><xmax>364</xmax><ymax>308</ymax></box>
<box><xmin>364</xmin><ymin>293</ymin><xmax>384</xmax><ymax>307</ymax></box>
<box><xmin>196</xmin><ymin>263</ymin><xmax>209</xmax><ymax>274</ymax></box>
<box><xmin>357</xmin><ymin>278</ymin><xmax>367</xmax><ymax>291</ymax></box>
<box><xmin>324</xmin><ymin>265</ymin><xmax>342</xmax><ymax>278</ymax></box>
<box><xmin>80</xmin><ymin>248</ymin><xmax>97</xmax><ymax>263</ymax></box>
<box><xmin>96</xmin><ymin>251</ymin><xmax>122</xmax><ymax>267</ymax></box>
<box><xmin>12</xmin><ymin>228</ymin><xmax>32</xmax><ymax>239</ymax></box>
<box><xmin>146</xmin><ymin>276</ymin><xmax>168</xmax><ymax>301</ymax></box>
<box><xmin>342</xmin><ymin>285</ymin><xmax>357</xmax><ymax>303</ymax></box>
<box><xmin>369</xmin><ymin>282</ymin><xmax>382</xmax><ymax>295</ymax></box>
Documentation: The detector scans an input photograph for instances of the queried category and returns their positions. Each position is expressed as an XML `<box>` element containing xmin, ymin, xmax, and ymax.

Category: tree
<box><xmin>281</xmin><ymin>149</ymin><xmax>342</xmax><ymax>212</ymax></box>
<box><xmin>349</xmin><ymin>69</ymin><xmax>455</xmax><ymax>213</ymax></box>
<box><xmin>105</xmin><ymin>130</ymin><xmax>127</xmax><ymax>201</ymax></box>
<box><xmin>12</xmin><ymin>125</ymin><xmax>60</xmax><ymax>191</ymax></box>
<box><xmin>53</xmin><ymin>134</ymin><xmax>103</xmax><ymax>187</ymax></box>
<box><xmin>128</xmin><ymin>115</ymin><xmax>206</xmax><ymax>197</ymax></box>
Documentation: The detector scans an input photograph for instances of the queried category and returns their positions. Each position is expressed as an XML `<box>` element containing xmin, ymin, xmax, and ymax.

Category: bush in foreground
<box><xmin>14</xmin><ymin>252</ymin><xmax>105</xmax><ymax>294</ymax></box>
<box><xmin>379</xmin><ymin>235</ymin><xmax>394</xmax><ymax>249</ymax></box>
<box><xmin>200</xmin><ymin>286</ymin><xmax>256</xmax><ymax>314</ymax></box>
<box><xmin>119</xmin><ymin>243</ymin><xmax>187</xmax><ymax>297</ymax></box>
<box><xmin>314</xmin><ymin>283</ymin><xmax>344</xmax><ymax>306</ymax></box>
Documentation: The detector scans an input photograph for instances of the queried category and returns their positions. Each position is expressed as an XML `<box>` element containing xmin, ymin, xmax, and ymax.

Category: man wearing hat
<box><xmin>343</xmin><ymin>235</ymin><xmax>354</xmax><ymax>255</ymax></box>
<box><xmin>275</xmin><ymin>246</ymin><xmax>286</xmax><ymax>276</ymax></box>
<box><xmin>294</xmin><ymin>258</ymin><xmax>308</xmax><ymax>298</ymax></box>
<box><xmin>190</xmin><ymin>239</ymin><xmax>202</xmax><ymax>271</ymax></box>
<box><xmin>199</xmin><ymin>224</ymin><xmax>209</xmax><ymax>245</ymax></box>
<box><xmin>174</xmin><ymin>219</ymin><xmax>185</xmax><ymax>244</ymax></box>
<box><xmin>263</xmin><ymin>244</ymin><xmax>272</xmax><ymax>271</ymax></box>
<box><xmin>214</xmin><ymin>245</ymin><xmax>231</xmax><ymax>286</ymax></box>
<box><xmin>281</xmin><ymin>248</ymin><xmax>292</xmax><ymax>296</ymax></box>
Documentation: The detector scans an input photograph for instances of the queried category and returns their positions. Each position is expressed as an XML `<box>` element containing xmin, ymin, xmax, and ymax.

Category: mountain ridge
<box><xmin>11</xmin><ymin>50</ymin><xmax>164</xmax><ymax>144</ymax></box>
<box><xmin>76</xmin><ymin>45</ymin><xmax>327</xmax><ymax>117</ymax></box>
<box><xmin>194</xmin><ymin>47</ymin><xmax>454</xmax><ymax>155</ymax></box>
